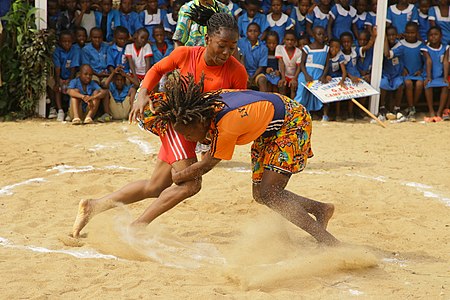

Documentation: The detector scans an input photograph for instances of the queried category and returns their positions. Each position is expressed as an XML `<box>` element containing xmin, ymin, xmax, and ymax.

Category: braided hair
<box><xmin>186</xmin><ymin>4</ymin><xmax>238</xmax><ymax>36</ymax></box>
<box><xmin>155</xmin><ymin>74</ymin><xmax>224</xmax><ymax>127</ymax></box>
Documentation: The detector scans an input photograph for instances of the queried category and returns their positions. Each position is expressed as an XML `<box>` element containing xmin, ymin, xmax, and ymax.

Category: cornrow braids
<box><xmin>186</xmin><ymin>3</ymin><xmax>238</xmax><ymax>36</ymax></box>
<box><xmin>154</xmin><ymin>74</ymin><xmax>224</xmax><ymax>127</ymax></box>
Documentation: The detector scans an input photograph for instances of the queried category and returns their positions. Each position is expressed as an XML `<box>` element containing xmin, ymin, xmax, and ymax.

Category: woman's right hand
<box><xmin>129</xmin><ymin>88</ymin><xmax>153</xmax><ymax>124</ymax></box>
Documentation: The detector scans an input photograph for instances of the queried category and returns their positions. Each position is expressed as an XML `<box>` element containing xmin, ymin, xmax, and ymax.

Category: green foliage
<box><xmin>0</xmin><ymin>0</ymin><xmax>56</xmax><ymax>117</ymax></box>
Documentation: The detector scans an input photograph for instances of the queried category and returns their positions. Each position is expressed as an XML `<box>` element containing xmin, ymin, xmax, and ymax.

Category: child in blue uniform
<box><xmin>119</xmin><ymin>0</ymin><xmax>140</xmax><ymax>36</ymax></box>
<box><xmin>328</xmin><ymin>0</ymin><xmax>357</xmax><ymax>40</ymax></box>
<box><xmin>422</xmin><ymin>26</ymin><xmax>449</xmax><ymax>122</ymax></box>
<box><xmin>294</xmin><ymin>26</ymin><xmax>330</xmax><ymax>112</ymax></box>
<box><xmin>107</xmin><ymin>26</ymin><xmax>130</xmax><ymax>74</ymax></box>
<box><xmin>356</xmin><ymin>29</ymin><xmax>374</xmax><ymax>83</ymax></box>
<box><xmin>238</xmin><ymin>23</ymin><xmax>268</xmax><ymax>88</ymax></box>
<box><xmin>290</xmin><ymin>0</ymin><xmax>309</xmax><ymax>37</ymax></box>
<box><xmin>379</xmin><ymin>26</ymin><xmax>405</xmax><ymax>121</ymax></box>
<box><xmin>353</xmin><ymin>0</ymin><xmax>371</xmax><ymax>39</ymax></box>
<box><xmin>138</xmin><ymin>0</ymin><xmax>167</xmax><ymax>43</ymax></box>
<box><xmin>401</xmin><ymin>22</ymin><xmax>424</xmax><ymax>121</ymax></box>
<box><xmin>81</xmin><ymin>27</ymin><xmax>110</xmax><ymax>82</ymax></box>
<box><xmin>162</xmin><ymin>0</ymin><xmax>182</xmax><ymax>39</ymax></box>
<box><xmin>429</xmin><ymin>0</ymin><xmax>450</xmax><ymax>46</ymax></box>
<box><xmin>95</xmin><ymin>0</ymin><xmax>121</xmax><ymax>42</ymax></box>
<box><xmin>150</xmin><ymin>25</ymin><xmax>174</xmax><ymax>65</ymax></box>
<box><xmin>386</xmin><ymin>0</ymin><xmax>418</xmax><ymax>35</ymax></box>
<box><xmin>306</xmin><ymin>0</ymin><xmax>331</xmax><ymax>41</ymax></box>
<box><xmin>417</xmin><ymin>0</ymin><xmax>431</xmax><ymax>42</ymax></box>
<box><xmin>267</xmin><ymin>0</ymin><xmax>295</xmax><ymax>43</ymax></box>
<box><xmin>238</xmin><ymin>0</ymin><xmax>269</xmax><ymax>38</ymax></box>
<box><xmin>259</xmin><ymin>31</ymin><xmax>281</xmax><ymax>92</ymax></box>
<box><xmin>104</xmin><ymin>66</ymin><xmax>139</xmax><ymax>119</ymax></box>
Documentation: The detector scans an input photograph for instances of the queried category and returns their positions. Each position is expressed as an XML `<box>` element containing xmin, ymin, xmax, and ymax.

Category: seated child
<box><xmin>401</xmin><ymin>22</ymin><xmax>425</xmax><ymax>121</ymax></box>
<box><xmin>107</xmin><ymin>26</ymin><xmax>130</xmax><ymax>74</ymax></box>
<box><xmin>73</xmin><ymin>26</ymin><xmax>88</xmax><ymax>52</ymax></box>
<box><xmin>104</xmin><ymin>66</ymin><xmax>139</xmax><ymax>120</ymax></box>
<box><xmin>81</xmin><ymin>27</ymin><xmax>110</xmax><ymax>82</ymax></box>
<box><xmin>125</xmin><ymin>27</ymin><xmax>153</xmax><ymax>81</ymax></box>
<box><xmin>51</xmin><ymin>30</ymin><xmax>81</xmax><ymax>122</ymax></box>
<box><xmin>67</xmin><ymin>64</ymin><xmax>108</xmax><ymax>125</ymax></box>
<box><xmin>119</xmin><ymin>0</ymin><xmax>140</xmax><ymax>36</ymax></box>
<box><xmin>238</xmin><ymin>0</ymin><xmax>269</xmax><ymax>38</ymax></box>
<box><xmin>276</xmin><ymin>30</ymin><xmax>302</xmax><ymax>99</ymax></box>
<box><xmin>237</xmin><ymin>23</ymin><xmax>268</xmax><ymax>89</ymax></box>
<box><xmin>290</xmin><ymin>0</ymin><xmax>309</xmax><ymax>37</ymax></box>
<box><xmin>422</xmin><ymin>26</ymin><xmax>448</xmax><ymax>122</ymax></box>
<box><xmin>259</xmin><ymin>31</ymin><xmax>281</xmax><ymax>93</ymax></box>
<box><xmin>94</xmin><ymin>0</ymin><xmax>121</xmax><ymax>42</ymax></box>
<box><xmin>267</xmin><ymin>0</ymin><xmax>295</xmax><ymax>43</ymax></box>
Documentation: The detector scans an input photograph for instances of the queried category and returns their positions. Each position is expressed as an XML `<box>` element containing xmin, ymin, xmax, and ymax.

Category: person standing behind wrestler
<box><xmin>71</xmin><ymin>10</ymin><xmax>247</xmax><ymax>238</ymax></box>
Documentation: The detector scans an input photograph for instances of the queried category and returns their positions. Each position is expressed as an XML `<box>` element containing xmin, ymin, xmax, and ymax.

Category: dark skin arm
<box><xmin>172</xmin><ymin>151</ymin><xmax>221</xmax><ymax>184</ymax></box>
<box><xmin>300</xmin><ymin>48</ymin><xmax>313</xmax><ymax>82</ymax></box>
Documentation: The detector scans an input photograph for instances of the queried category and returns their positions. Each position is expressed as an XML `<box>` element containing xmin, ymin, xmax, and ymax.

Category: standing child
<box><xmin>259</xmin><ymin>31</ymin><xmax>281</xmax><ymax>93</ymax></box>
<box><xmin>237</xmin><ymin>0</ymin><xmax>269</xmax><ymax>38</ymax></box>
<box><xmin>401</xmin><ymin>22</ymin><xmax>425</xmax><ymax>121</ymax></box>
<box><xmin>237</xmin><ymin>23</ymin><xmax>268</xmax><ymax>89</ymax></box>
<box><xmin>356</xmin><ymin>29</ymin><xmax>374</xmax><ymax>82</ymax></box>
<box><xmin>353</xmin><ymin>0</ymin><xmax>371</xmax><ymax>39</ymax></box>
<box><xmin>290</xmin><ymin>0</ymin><xmax>309</xmax><ymax>37</ymax></box>
<box><xmin>67</xmin><ymin>64</ymin><xmax>108</xmax><ymax>125</ymax></box>
<box><xmin>219</xmin><ymin>0</ymin><xmax>243</xmax><ymax>19</ymax></box>
<box><xmin>104</xmin><ymin>66</ymin><xmax>139</xmax><ymax>119</ymax></box>
<box><xmin>74</xmin><ymin>0</ymin><xmax>97</xmax><ymax>38</ymax></box>
<box><xmin>379</xmin><ymin>26</ymin><xmax>405</xmax><ymax>121</ymax></box>
<box><xmin>429</xmin><ymin>0</ymin><xmax>450</xmax><ymax>47</ymax></box>
<box><xmin>95</xmin><ymin>0</ymin><xmax>121</xmax><ymax>42</ymax></box>
<box><xmin>422</xmin><ymin>26</ymin><xmax>449</xmax><ymax>122</ymax></box>
<box><xmin>52</xmin><ymin>31</ymin><xmax>81</xmax><ymax>122</ymax></box>
<box><xmin>276</xmin><ymin>30</ymin><xmax>302</xmax><ymax>99</ymax></box>
<box><xmin>327</xmin><ymin>0</ymin><xmax>357</xmax><ymax>40</ymax></box>
<box><xmin>163</xmin><ymin>0</ymin><xmax>182</xmax><ymax>39</ymax></box>
<box><xmin>119</xmin><ymin>0</ymin><xmax>140</xmax><ymax>36</ymax></box>
<box><xmin>306</xmin><ymin>0</ymin><xmax>331</xmax><ymax>42</ymax></box>
<box><xmin>266</xmin><ymin>0</ymin><xmax>295</xmax><ymax>44</ymax></box>
<box><xmin>125</xmin><ymin>27</ymin><xmax>153</xmax><ymax>81</ymax></box>
<box><xmin>386</xmin><ymin>0</ymin><xmax>418</xmax><ymax>35</ymax></box>
<box><xmin>294</xmin><ymin>26</ymin><xmax>330</xmax><ymax>113</ymax></box>
<box><xmin>151</xmin><ymin>25</ymin><xmax>174</xmax><ymax>91</ymax></box>
<box><xmin>417</xmin><ymin>0</ymin><xmax>430</xmax><ymax>42</ymax></box>
<box><xmin>107</xmin><ymin>26</ymin><xmax>130</xmax><ymax>74</ymax></box>
<box><xmin>138</xmin><ymin>0</ymin><xmax>167</xmax><ymax>42</ymax></box>
<box><xmin>324</xmin><ymin>38</ymin><xmax>347</xmax><ymax>121</ymax></box>
<box><xmin>58</xmin><ymin>0</ymin><xmax>77</xmax><ymax>32</ymax></box>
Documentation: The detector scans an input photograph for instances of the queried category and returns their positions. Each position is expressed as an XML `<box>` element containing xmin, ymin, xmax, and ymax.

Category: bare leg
<box><xmin>72</xmin><ymin>159</ymin><xmax>173</xmax><ymax>237</ymax></box>
<box><xmin>252</xmin><ymin>170</ymin><xmax>338</xmax><ymax>246</ymax></box>
<box><xmin>424</xmin><ymin>87</ymin><xmax>436</xmax><ymax>116</ymax></box>
<box><xmin>71</xmin><ymin>97</ymin><xmax>81</xmax><ymax>119</ymax></box>
<box><xmin>437</xmin><ymin>87</ymin><xmax>448</xmax><ymax>117</ymax></box>
<box><xmin>131</xmin><ymin>158</ymin><xmax>202</xmax><ymax>225</ymax></box>
<box><xmin>404</xmin><ymin>80</ymin><xmax>414</xmax><ymax>107</ymax></box>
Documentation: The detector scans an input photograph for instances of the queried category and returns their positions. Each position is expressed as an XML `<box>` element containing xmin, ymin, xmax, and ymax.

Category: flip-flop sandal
<box><xmin>84</xmin><ymin>117</ymin><xmax>94</xmax><ymax>124</ymax></box>
<box><xmin>72</xmin><ymin>118</ymin><xmax>82</xmax><ymax>125</ymax></box>
<box><xmin>433</xmin><ymin>116</ymin><xmax>443</xmax><ymax>122</ymax></box>
<box><xmin>443</xmin><ymin>109</ymin><xmax>450</xmax><ymax>121</ymax></box>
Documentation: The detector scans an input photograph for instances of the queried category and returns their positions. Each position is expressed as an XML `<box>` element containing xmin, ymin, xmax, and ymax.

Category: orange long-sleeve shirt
<box><xmin>141</xmin><ymin>46</ymin><xmax>247</xmax><ymax>91</ymax></box>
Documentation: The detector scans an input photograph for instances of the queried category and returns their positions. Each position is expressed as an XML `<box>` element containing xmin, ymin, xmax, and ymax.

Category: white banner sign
<box><xmin>302</xmin><ymin>77</ymin><xmax>379</xmax><ymax>103</ymax></box>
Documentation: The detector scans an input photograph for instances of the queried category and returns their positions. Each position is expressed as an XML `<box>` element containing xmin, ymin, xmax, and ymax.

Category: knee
<box><xmin>180</xmin><ymin>178</ymin><xmax>202</xmax><ymax>198</ymax></box>
<box><xmin>404</xmin><ymin>80</ymin><xmax>412</xmax><ymax>88</ymax></box>
<box><xmin>255</xmin><ymin>184</ymin><xmax>277</xmax><ymax>206</ymax></box>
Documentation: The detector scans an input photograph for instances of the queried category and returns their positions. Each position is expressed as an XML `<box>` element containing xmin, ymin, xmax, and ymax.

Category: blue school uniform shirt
<box><xmin>417</xmin><ymin>11</ymin><xmax>429</xmax><ymax>42</ymax></box>
<box><xmin>163</xmin><ymin>13</ymin><xmax>177</xmax><ymax>33</ymax></box>
<box><xmin>329</xmin><ymin>4</ymin><xmax>357</xmax><ymax>39</ymax></box>
<box><xmin>53</xmin><ymin>45</ymin><xmax>81</xmax><ymax>80</ymax></box>
<box><xmin>354</xmin><ymin>12</ymin><xmax>371</xmax><ymax>33</ymax></box>
<box><xmin>367</xmin><ymin>11</ymin><xmax>376</xmax><ymax>27</ymax></box>
<box><xmin>342</xmin><ymin>48</ymin><xmax>361</xmax><ymax>77</ymax></box>
<box><xmin>81</xmin><ymin>42</ymin><xmax>109</xmax><ymax>74</ymax></box>
<box><xmin>237</xmin><ymin>12</ymin><xmax>269</xmax><ymax>38</ymax></box>
<box><xmin>383</xmin><ymin>42</ymin><xmax>405</xmax><ymax>78</ymax></box>
<box><xmin>109</xmin><ymin>82</ymin><xmax>132</xmax><ymax>103</ymax></box>
<box><xmin>95</xmin><ymin>9</ymin><xmax>121</xmax><ymax>42</ymax></box>
<box><xmin>328</xmin><ymin>51</ymin><xmax>345</xmax><ymax>78</ymax></box>
<box><xmin>400</xmin><ymin>40</ymin><xmax>424</xmax><ymax>79</ymax></box>
<box><xmin>355</xmin><ymin>45</ymin><xmax>373</xmax><ymax>75</ymax></box>
<box><xmin>68</xmin><ymin>77</ymin><xmax>101</xmax><ymax>95</ymax></box>
<box><xmin>386</xmin><ymin>4</ymin><xmax>418</xmax><ymax>34</ymax></box>
<box><xmin>224</xmin><ymin>1</ymin><xmax>242</xmax><ymax>18</ymax></box>
<box><xmin>107</xmin><ymin>43</ymin><xmax>130</xmax><ymax>73</ymax></box>
<box><xmin>237</xmin><ymin>38</ymin><xmax>268</xmax><ymax>77</ymax></box>
<box><xmin>266</xmin><ymin>13</ymin><xmax>294</xmax><ymax>43</ymax></box>
<box><xmin>119</xmin><ymin>11</ymin><xmax>140</xmax><ymax>36</ymax></box>
<box><xmin>429</xmin><ymin>6</ymin><xmax>450</xmax><ymax>46</ymax></box>
<box><xmin>306</xmin><ymin>6</ymin><xmax>330</xmax><ymax>34</ymax></box>
<box><xmin>290</xmin><ymin>7</ymin><xmax>307</xmax><ymax>37</ymax></box>
<box><xmin>138</xmin><ymin>9</ymin><xmax>167</xmax><ymax>43</ymax></box>
<box><xmin>150</xmin><ymin>42</ymin><xmax>174</xmax><ymax>64</ymax></box>
<box><xmin>421</xmin><ymin>44</ymin><xmax>448</xmax><ymax>80</ymax></box>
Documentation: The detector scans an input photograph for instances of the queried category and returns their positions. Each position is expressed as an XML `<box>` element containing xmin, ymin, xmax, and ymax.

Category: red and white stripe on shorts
<box><xmin>158</xmin><ymin>123</ymin><xmax>197</xmax><ymax>164</ymax></box>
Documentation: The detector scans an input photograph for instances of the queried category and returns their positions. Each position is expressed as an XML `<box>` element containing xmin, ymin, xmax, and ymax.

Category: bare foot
<box><xmin>71</xmin><ymin>199</ymin><xmax>94</xmax><ymax>238</ymax></box>
<box><xmin>315</xmin><ymin>203</ymin><xmax>335</xmax><ymax>229</ymax></box>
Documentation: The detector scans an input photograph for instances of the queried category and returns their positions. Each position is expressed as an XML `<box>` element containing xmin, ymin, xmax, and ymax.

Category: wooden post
<box><xmin>352</xmin><ymin>98</ymin><xmax>386</xmax><ymax>128</ymax></box>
